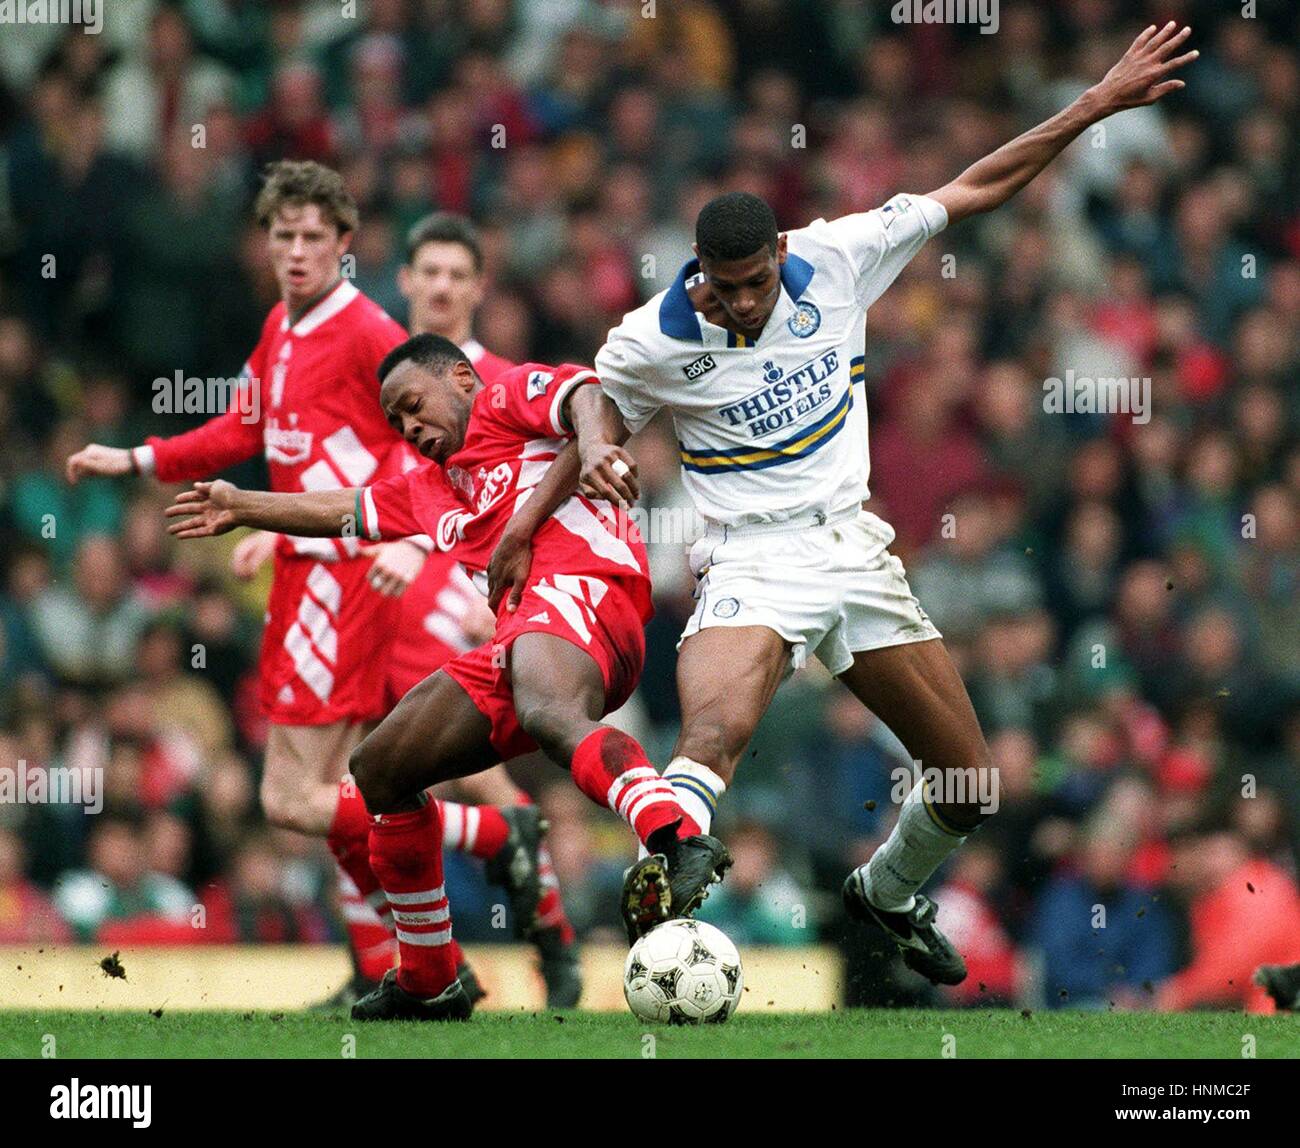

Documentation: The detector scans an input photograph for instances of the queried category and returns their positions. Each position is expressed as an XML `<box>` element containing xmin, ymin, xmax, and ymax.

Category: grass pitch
<box><xmin>1</xmin><ymin>1009</ymin><xmax>1294</xmax><ymax>1059</ymax></box>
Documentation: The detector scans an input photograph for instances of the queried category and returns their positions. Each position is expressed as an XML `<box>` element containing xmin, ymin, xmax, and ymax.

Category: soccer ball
<box><xmin>623</xmin><ymin>919</ymin><xmax>743</xmax><ymax>1024</ymax></box>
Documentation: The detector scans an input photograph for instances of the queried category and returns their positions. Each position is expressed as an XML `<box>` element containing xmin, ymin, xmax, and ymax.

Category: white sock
<box><xmin>437</xmin><ymin>800</ymin><xmax>477</xmax><ymax>853</ymax></box>
<box><xmin>635</xmin><ymin>757</ymin><xmax>727</xmax><ymax>858</ymax></box>
<box><xmin>663</xmin><ymin>757</ymin><xmax>726</xmax><ymax>835</ymax></box>
<box><xmin>861</xmin><ymin>779</ymin><xmax>967</xmax><ymax>912</ymax></box>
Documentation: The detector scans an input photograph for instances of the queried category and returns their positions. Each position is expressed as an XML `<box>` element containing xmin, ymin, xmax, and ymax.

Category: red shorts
<box><xmin>441</xmin><ymin>572</ymin><xmax>648</xmax><ymax>760</ymax></box>
<box><xmin>382</xmin><ymin>553</ymin><xmax>481</xmax><ymax>711</ymax></box>
<box><xmin>259</xmin><ymin>554</ymin><xmax>401</xmax><ymax>726</ymax></box>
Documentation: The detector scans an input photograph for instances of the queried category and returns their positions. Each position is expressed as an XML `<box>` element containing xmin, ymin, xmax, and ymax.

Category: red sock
<box><xmin>327</xmin><ymin>780</ymin><xmax>396</xmax><ymax>981</ymax></box>
<box><xmin>335</xmin><ymin>869</ymin><xmax>398</xmax><ymax>981</ymax></box>
<box><xmin>438</xmin><ymin>800</ymin><xmax>510</xmax><ymax>859</ymax></box>
<box><xmin>535</xmin><ymin>842</ymin><xmax>577</xmax><ymax>942</ymax></box>
<box><xmin>368</xmin><ymin>803</ymin><xmax>457</xmax><ymax>997</ymax></box>
<box><xmin>506</xmin><ymin>793</ymin><xmax>576</xmax><ymax>942</ymax></box>
<box><xmin>569</xmin><ymin>726</ymin><xmax>685</xmax><ymax>847</ymax></box>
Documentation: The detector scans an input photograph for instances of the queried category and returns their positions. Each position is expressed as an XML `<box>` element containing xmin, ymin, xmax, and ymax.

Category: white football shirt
<box><xmin>595</xmin><ymin>193</ymin><xmax>947</xmax><ymax>526</ymax></box>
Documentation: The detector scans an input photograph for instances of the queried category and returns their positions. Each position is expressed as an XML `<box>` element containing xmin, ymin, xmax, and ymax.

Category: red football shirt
<box><xmin>359</xmin><ymin>362</ymin><xmax>651</xmax><ymax>615</ymax></box>
<box><xmin>143</xmin><ymin>280</ymin><xmax>413</xmax><ymax>562</ymax></box>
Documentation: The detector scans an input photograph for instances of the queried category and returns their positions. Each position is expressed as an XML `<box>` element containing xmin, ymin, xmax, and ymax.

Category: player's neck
<box><xmin>285</xmin><ymin>276</ymin><xmax>343</xmax><ymax>325</ymax></box>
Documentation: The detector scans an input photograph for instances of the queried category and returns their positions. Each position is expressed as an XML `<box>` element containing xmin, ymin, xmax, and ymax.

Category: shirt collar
<box><xmin>657</xmin><ymin>252</ymin><xmax>816</xmax><ymax>342</ymax></box>
<box><xmin>281</xmin><ymin>279</ymin><xmax>359</xmax><ymax>336</ymax></box>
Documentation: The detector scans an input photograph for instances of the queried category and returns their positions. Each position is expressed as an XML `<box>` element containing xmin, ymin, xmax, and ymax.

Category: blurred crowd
<box><xmin>1</xmin><ymin>0</ymin><xmax>1298</xmax><ymax>1011</ymax></box>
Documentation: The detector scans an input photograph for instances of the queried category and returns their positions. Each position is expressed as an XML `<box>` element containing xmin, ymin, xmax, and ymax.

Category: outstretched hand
<box><xmin>1093</xmin><ymin>22</ymin><xmax>1197</xmax><ymax>113</ymax></box>
<box><xmin>66</xmin><ymin>443</ymin><xmax>133</xmax><ymax>484</ymax></box>
<box><xmin>165</xmin><ymin>480</ymin><xmax>241</xmax><ymax>539</ymax></box>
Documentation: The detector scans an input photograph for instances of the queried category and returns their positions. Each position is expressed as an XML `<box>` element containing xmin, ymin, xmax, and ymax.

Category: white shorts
<box><xmin>681</xmin><ymin>505</ymin><xmax>941</xmax><ymax>677</ymax></box>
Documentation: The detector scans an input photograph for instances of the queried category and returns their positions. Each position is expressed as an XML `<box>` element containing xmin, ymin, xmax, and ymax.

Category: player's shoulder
<box><xmin>796</xmin><ymin>193</ymin><xmax>948</xmax><ymax>253</ymax></box>
<box><xmin>476</xmin><ymin>360</ymin><xmax>547</xmax><ymax>410</ymax></box>
<box><xmin>348</xmin><ymin>288</ymin><xmax>406</xmax><ymax>338</ymax></box>
<box><xmin>334</xmin><ymin>289</ymin><xmax>406</xmax><ymax>373</ymax></box>
<box><xmin>469</xmin><ymin>360</ymin><xmax>587</xmax><ymax>440</ymax></box>
<box><xmin>608</xmin><ymin>289</ymin><xmax>666</xmax><ymax>344</ymax></box>
<box><xmin>784</xmin><ymin>216</ymin><xmax>865</xmax><ymax>274</ymax></box>
<box><xmin>600</xmin><ymin>276</ymin><xmax>695</xmax><ymax>369</ymax></box>
<box><xmin>494</xmin><ymin>361</ymin><xmax>590</xmax><ymax>398</ymax></box>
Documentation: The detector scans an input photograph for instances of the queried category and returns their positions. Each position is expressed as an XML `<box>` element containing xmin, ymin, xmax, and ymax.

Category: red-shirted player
<box><xmin>390</xmin><ymin>216</ymin><xmax>581</xmax><ymax>1006</ymax></box>
<box><xmin>62</xmin><ymin>162</ymin><xmax>484</xmax><ymax>1006</ymax></box>
<box><xmin>227</xmin><ymin>212</ymin><xmax>582</xmax><ymax>1006</ymax></box>
<box><xmin>165</xmin><ymin>335</ymin><xmax>732</xmax><ymax>1020</ymax></box>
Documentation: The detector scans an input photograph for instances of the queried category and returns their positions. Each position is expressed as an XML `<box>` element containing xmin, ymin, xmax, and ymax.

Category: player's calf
<box><xmin>567</xmin><ymin>728</ymin><xmax>733</xmax><ymax>944</ymax></box>
<box><xmin>362</xmin><ymin>799</ymin><xmax>462</xmax><ymax>1005</ymax></box>
<box><xmin>672</xmin><ymin>717</ymin><xmax>750</xmax><ymax>787</ymax></box>
<box><xmin>516</xmin><ymin>696</ymin><xmax>734</xmax><ymax>942</ymax></box>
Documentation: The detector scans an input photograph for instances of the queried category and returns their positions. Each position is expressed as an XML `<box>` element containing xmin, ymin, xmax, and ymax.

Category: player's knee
<box><xmin>515</xmin><ymin>697</ymin><xmax>586</xmax><ymax>762</ymax></box>
<box><xmin>259</xmin><ymin>772</ymin><xmax>310</xmax><ymax>832</ymax></box>
<box><xmin>348</xmin><ymin>739</ymin><xmax>394</xmax><ymax>811</ymax></box>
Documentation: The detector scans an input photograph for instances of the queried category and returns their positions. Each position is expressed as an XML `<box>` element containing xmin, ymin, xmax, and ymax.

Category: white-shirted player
<box><xmin>561</xmin><ymin>25</ymin><xmax>1196</xmax><ymax>982</ymax></box>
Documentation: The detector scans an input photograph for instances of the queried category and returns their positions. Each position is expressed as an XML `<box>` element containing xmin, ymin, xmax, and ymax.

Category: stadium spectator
<box><xmin>0</xmin><ymin>826</ymin><xmax>72</xmax><ymax>943</ymax></box>
<box><xmin>932</xmin><ymin>843</ymin><xmax>1020</xmax><ymax>1007</ymax></box>
<box><xmin>1158</xmin><ymin>826</ymin><xmax>1300</xmax><ymax>1014</ymax></box>
<box><xmin>1031</xmin><ymin>818</ymin><xmax>1177</xmax><ymax>1010</ymax></box>
<box><xmin>698</xmin><ymin>820</ymin><xmax>811</xmax><ymax>946</ymax></box>
<box><xmin>53</xmin><ymin>815</ymin><xmax>195</xmax><ymax>943</ymax></box>
<box><xmin>202</xmin><ymin>832</ymin><xmax>330</xmax><ymax>944</ymax></box>
<box><xmin>26</xmin><ymin>535</ymin><xmax>150</xmax><ymax>688</ymax></box>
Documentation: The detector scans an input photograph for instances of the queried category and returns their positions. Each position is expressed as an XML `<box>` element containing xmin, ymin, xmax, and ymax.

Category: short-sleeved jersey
<box><xmin>595</xmin><ymin>193</ymin><xmax>947</xmax><ymax>527</ymax></box>
<box><xmin>359</xmin><ymin>362</ymin><xmax>652</xmax><ymax>617</ymax></box>
<box><xmin>140</xmin><ymin>280</ymin><xmax>413</xmax><ymax>561</ymax></box>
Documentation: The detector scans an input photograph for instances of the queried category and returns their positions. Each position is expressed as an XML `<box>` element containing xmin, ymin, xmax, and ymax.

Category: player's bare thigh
<box><xmin>508</xmin><ymin>631</ymin><xmax>608</xmax><ymax>763</ymax></box>
<box><xmin>350</xmin><ymin>670</ymin><xmax>499</xmax><ymax>814</ymax></box>
<box><xmin>261</xmin><ymin>720</ymin><xmax>367</xmax><ymax>835</ymax></box>
<box><xmin>836</xmin><ymin>637</ymin><xmax>993</xmax><ymax>828</ymax></box>
<box><xmin>672</xmin><ymin>625</ymin><xmax>790</xmax><ymax>785</ymax></box>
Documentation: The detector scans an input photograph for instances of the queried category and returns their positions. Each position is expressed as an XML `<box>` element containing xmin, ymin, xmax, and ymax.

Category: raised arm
<box><xmin>165</xmin><ymin>480</ymin><xmax>359</xmax><ymax>539</ymax></box>
<box><xmin>928</xmin><ymin>22</ymin><xmax>1197</xmax><ymax>226</ymax></box>
<box><xmin>67</xmin><ymin>378</ymin><xmax>265</xmax><ymax>485</ymax></box>
<box><xmin>569</xmin><ymin>383</ymin><xmax>639</xmax><ymax>504</ymax></box>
